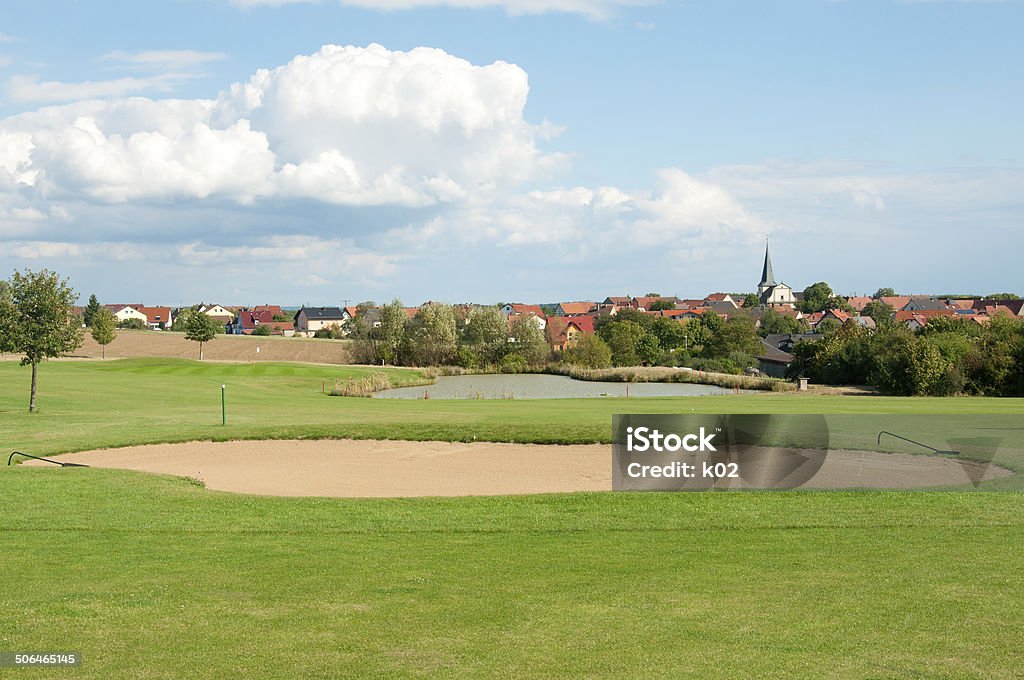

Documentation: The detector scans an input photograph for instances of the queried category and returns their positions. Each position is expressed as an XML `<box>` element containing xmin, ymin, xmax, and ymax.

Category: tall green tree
<box><xmin>185</xmin><ymin>310</ymin><xmax>219</xmax><ymax>360</ymax></box>
<box><xmin>408</xmin><ymin>303</ymin><xmax>458</xmax><ymax>366</ymax></box>
<box><xmin>509</xmin><ymin>315</ymin><xmax>549</xmax><ymax>367</ymax></box>
<box><xmin>799</xmin><ymin>282</ymin><xmax>853</xmax><ymax>314</ymax></box>
<box><xmin>600</xmin><ymin>320</ymin><xmax>645</xmax><ymax>366</ymax></box>
<box><xmin>0</xmin><ymin>269</ymin><xmax>84</xmax><ymax>412</ymax></box>
<box><xmin>462</xmin><ymin>306</ymin><xmax>509</xmax><ymax>365</ymax></box>
<box><xmin>90</xmin><ymin>307</ymin><xmax>117</xmax><ymax>359</ymax></box>
<box><xmin>376</xmin><ymin>299</ymin><xmax>410</xmax><ymax>365</ymax></box>
<box><xmin>862</xmin><ymin>300</ymin><xmax>895</xmax><ymax>325</ymax></box>
<box><xmin>703</xmin><ymin>315</ymin><xmax>761</xmax><ymax>359</ymax></box>
<box><xmin>874</xmin><ymin>287</ymin><xmax>896</xmax><ymax>298</ymax></box>
<box><xmin>564</xmin><ymin>333</ymin><xmax>612</xmax><ymax>368</ymax></box>
<box><xmin>83</xmin><ymin>293</ymin><xmax>102</xmax><ymax>327</ymax></box>
<box><xmin>758</xmin><ymin>308</ymin><xmax>804</xmax><ymax>336</ymax></box>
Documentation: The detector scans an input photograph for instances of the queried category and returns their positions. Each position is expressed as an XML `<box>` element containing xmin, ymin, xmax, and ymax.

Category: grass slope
<box><xmin>1</xmin><ymin>359</ymin><xmax>1023</xmax><ymax>677</ymax></box>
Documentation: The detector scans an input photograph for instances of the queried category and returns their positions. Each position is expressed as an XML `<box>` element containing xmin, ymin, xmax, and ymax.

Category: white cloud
<box><xmin>1</xmin><ymin>43</ymin><xmax>562</xmax><ymax>207</ymax></box>
<box><xmin>386</xmin><ymin>168</ymin><xmax>760</xmax><ymax>255</ymax></box>
<box><xmin>5</xmin><ymin>240</ymin><xmax>145</xmax><ymax>260</ymax></box>
<box><xmin>227</xmin><ymin>0</ymin><xmax>655</xmax><ymax>20</ymax></box>
<box><xmin>7</xmin><ymin>73</ymin><xmax>199</xmax><ymax>103</ymax></box>
<box><xmin>100</xmin><ymin>50</ymin><xmax>227</xmax><ymax>71</ymax></box>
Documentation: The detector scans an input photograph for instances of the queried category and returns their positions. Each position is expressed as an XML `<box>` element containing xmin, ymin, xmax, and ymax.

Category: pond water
<box><xmin>374</xmin><ymin>373</ymin><xmax>744</xmax><ymax>400</ymax></box>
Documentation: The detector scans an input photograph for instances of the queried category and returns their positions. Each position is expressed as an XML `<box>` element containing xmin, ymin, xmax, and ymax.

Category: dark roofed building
<box><xmin>295</xmin><ymin>306</ymin><xmax>349</xmax><ymax>333</ymax></box>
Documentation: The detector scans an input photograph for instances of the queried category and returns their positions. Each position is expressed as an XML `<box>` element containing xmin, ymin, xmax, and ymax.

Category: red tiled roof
<box><xmin>137</xmin><ymin>306</ymin><xmax>172</xmax><ymax>324</ymax></box>
<box><xmin>826</xmin><ymin>309</ymin><xmax>851</xmax><ymax>323</ymax></box>
<box><xmin>845</xmin><ymin>296</ymin><xmax>872</xmax><ymax>312</ymax></box>
<box><xmin>558</xmin><ymin>302</ymin><xmax>595</xmax><ymax>315</ymax></box>
<box><xmin>880</xmin><ymin>296</ymin><xmax>912</xmax><ymax>310</ymax></box>
<box><xmin>572</xmin><ymin>316</ymin><xmax>595</xmax><ymax>334</ymax></box>
<box><xmin>509</xmin><ymin>303</ymin><xmax>545</xmax><ymax>317</ymax></box>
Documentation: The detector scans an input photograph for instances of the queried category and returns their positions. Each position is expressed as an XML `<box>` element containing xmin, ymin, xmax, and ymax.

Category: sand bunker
<box><xmin>28</xmin><ymin>439</ymin><xmax>1013</xmax><ymax>497</ymax></box>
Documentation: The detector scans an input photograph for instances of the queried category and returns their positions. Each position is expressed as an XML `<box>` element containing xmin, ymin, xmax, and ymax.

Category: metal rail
<box><xmin>877</xmin><ymin>432</ymin><xmax>959</xmax><ymax>455</ymax></box>
<box><xmin>7</xmin><ymin>451</ymin><xmax>89</xmax><ymax>467</ymax></box>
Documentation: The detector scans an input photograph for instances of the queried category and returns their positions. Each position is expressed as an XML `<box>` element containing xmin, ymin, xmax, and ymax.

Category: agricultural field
<box><xmin>66</xmin><ymin>329</ymin><xmax>352</xmax><ymax>364</ymax></box>
<box><xmin>2</xmin><ymin>358</ymin><xmax>1024</xmax><ymax>677</ymax></box>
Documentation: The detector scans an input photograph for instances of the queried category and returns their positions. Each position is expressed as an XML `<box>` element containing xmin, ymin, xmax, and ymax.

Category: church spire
<box><xmin>760</xmin><ymin>238</ymin><xmax>776</xmax><ymax>287</ymax></box>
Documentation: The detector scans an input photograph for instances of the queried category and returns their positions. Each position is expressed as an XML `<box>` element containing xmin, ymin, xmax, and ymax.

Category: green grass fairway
<box><xmin>2</xmin><ymin>359</ymin><xmax>1024</xmax><ymax>678</ymax></box>
<box><xmin>2</xmin><ymin>358</ymin><xmax>1022</xmax><ymax>456</ymax></box>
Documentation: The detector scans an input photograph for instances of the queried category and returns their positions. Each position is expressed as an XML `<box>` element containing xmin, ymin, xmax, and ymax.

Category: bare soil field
<box><xmin>69</xmin><ymin>330</ymin><xmax>351</xmax><ymax>364</ymax></box>
<box><xmin>32</xmin><ymin>439</ymin><xmax>1012</xmax><ymax>497</ymax></box>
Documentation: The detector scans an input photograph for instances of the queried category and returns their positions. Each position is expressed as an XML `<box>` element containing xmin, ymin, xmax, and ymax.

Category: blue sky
<box><xmin>1</xmin><ymin>0</ymin><xmax>1021</xmax><ymax>306</ymax></box>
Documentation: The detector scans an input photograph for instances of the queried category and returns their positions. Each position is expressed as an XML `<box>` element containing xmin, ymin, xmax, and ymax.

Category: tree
<box><xmin>862</xmin><ymin>300</ymin><xmax>895</xmax><ymax>325</ymax></box>
<box><xmin>874</xmin><ymin>287</ymin><xmax>896</xmax><ymax>299</ymax></box>
<box><xmin>117</xmin><ymin>318</ymin><xmax>147</xmax><ymax>330</ymax></box>
<box><xmin>816</xmin><ymin>317</ymin><xmax>842</xmax><ymax>335</ymax></box>
<box><xmin>600</xmin><ymin>320</ymin><xmax>645</xmax><ymax>366</ymax></box>
<box><xmin>83</xmin><ymin>293</ymin><xmax>102</xmax><ymax>327</ymax></box>
<box><xmin>171</xmin><ymin>307</ymin><xmax>194</xmax><ymax>332</ymax></box>
<box><xmin>648</xmin><ymin>299</ymin><xmax>675</xmax><ymax>311</ymax></box>
<box><xmin>509</xmin><ymin>315</ymin><xmax>549</xmax><ymax>367</ymax></box>
<box><xmin>0</xmin><ymin>279</ymin><xmax>13</xmax><ymax>356</ymax></box>
<box><xmin>758</xmin><ymin>308</ymin><xmax>803</xmax><ymax>336</ymax></box>
<box><xmin>462</xmin><ymin>306</ymin><xmax>509</xmax><ymax>365</ymax></box>
<box><xmin>636</xmin><ymin>334</ymin><xmax>662</xmax><ymax>366</ymax></box>
<box><xmin>703</xmin><ymin>314</ymin><xmax>761</xmax><ymax>359</ymax></box>
<box><xmin>90</xmin><ymin>308</ymin><xmax>117</xmax><ymax>359</ymax></box>
<box><xmin>564</xmin><ymin>333</ymin><xmax>612</xmax><ymax>368</ymax></box>
<box><xmin>649</xmin><ymin>316</ymin><xmax>688</xmax><ymax>351</ymax></box>
<box><xmin>742</xmin><ymin>293</ymin><xmax>760</xmax><ymax>308</ymax></box>
<box><xmin>408</xmin><ymin>303</ymin><xmax>458</xmax><ymax>366</ymax></box>
<box><xmin>0</xmin><ymin>269</ymin><xmax>84</xmax><ymax>412</ymax></box>
<box><xmin>252</xmin><ymin>324</ymin><xmax>272</xmax><ymax>336</ymax></box>
<box><xmin>185</xmin><ymin>309</ymin><xmax>219</xmax><ymax>360</ymax></box>
<box><xmin>313</xmin><ymin>323</ymin><xmax>344</xmax><ymax>339</ymax></box>
<box><xmin>376</xmin><ymin>299</ymin><xmax>409</xmax><ymax>365</ymax></box>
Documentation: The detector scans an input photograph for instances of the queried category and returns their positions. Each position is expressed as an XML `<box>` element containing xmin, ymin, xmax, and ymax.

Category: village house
<box><xmin>137</xmin><ymin>306</ymin><xmax>172</xmax><ymax>330</ymax></box>
<box><xmin>105</xmin><ymin>304</ymin><xmax>149</xmax><ymax>325</ymax></box>
<box><xmin>228</xmin><ymin>309</ymin><xmax>295</xmax><ymax>336</ymax></box>
<box><xmin>294</xmin><ymin>306</ymin><xmax>350</xmax><ymax>335</ymax></box>
<box><xmin>545</xmin><ymin>315</ymin><xmax>594</xmax><ymax>352</ymax></box>
<box><xmin>198</xmin><ymin>304</ymin><xmax>235</xmax><ymax>324</ymax></box>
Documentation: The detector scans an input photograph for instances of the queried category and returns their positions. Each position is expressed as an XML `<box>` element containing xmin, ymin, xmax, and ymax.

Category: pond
<box><xmin>373</xmin><ymin>373</ymin><xmax>744</xmax><ymax>400</ymax></box>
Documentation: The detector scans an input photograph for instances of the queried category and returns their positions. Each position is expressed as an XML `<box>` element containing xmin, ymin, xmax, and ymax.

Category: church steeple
<box><xmin>759</xmin><ymin>238</ymin><xmax>776</xmax><ymax>287</ymax></box>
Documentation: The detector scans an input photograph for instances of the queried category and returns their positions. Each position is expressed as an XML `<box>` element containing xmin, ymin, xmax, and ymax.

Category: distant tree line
<box><xmin>347</xmin><ymin>301</ymin><xmax>549</xmax><ymax>371</ymax></box>
<box><xmin>590</xmin><ymin>308</ymin><xmax>763</xmax><ymax>374</ymax></box>
<box><xmin>788</xmin><ymin>315</ymin><xmax>1024</xmax><ymax>396</ymax></box>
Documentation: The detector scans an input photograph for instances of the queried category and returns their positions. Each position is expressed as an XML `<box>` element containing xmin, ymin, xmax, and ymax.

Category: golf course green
<box><xmin>2</xmin><ymin>358</ymin><xmax>1023</xmax><ymax>677</ymax></box>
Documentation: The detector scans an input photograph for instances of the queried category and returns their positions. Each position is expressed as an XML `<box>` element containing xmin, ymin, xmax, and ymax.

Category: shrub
<box><xmin>500</xmin><ymin>352</ymin><xmax>528</xmax><ymax>374</ymax></box>
<box><xmin>330</xmin><ymin>372</ymin><xmax>393</xmax><ymax>397</ymax></box>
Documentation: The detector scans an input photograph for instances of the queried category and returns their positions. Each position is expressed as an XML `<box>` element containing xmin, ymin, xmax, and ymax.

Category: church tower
<box><xmin>756</xmin><ymin>239</ymin><xmax>795</xmax><ymax>305</ymax></box>
<box><xmin>757</xmin><ymin>239</ymin><xmax>776</xmax><ymax>299</ymax></box>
